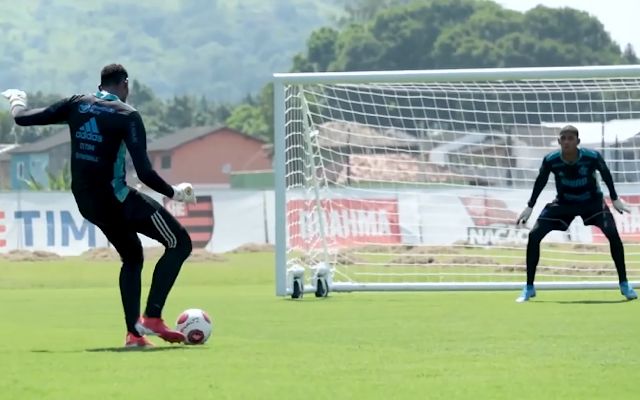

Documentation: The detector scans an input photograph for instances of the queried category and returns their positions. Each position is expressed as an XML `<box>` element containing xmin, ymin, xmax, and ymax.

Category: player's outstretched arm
<box><xmin>596</xmin><ymin>152</ymin><xmax>630</xmax><ymax>214</ymax></box>
<box><xmin>2</xmin><ymin>89</ymin><xmax>74</xmax><ymax>126</ymax></box>
<box><xmin>516</xmin><ymin>158</ymin><xmax>551</xmax><ymax>225</ymax></box>
<box><xmin>124</xmin><ymin>112</ymin><xmax>195</xmax><ymax>203</ymax></box>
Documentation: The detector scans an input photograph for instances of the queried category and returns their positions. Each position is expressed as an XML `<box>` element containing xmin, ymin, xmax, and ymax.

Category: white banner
<box><xmin>3</xmin><ymin>187</ymin><xmax>639</xmax><ymax>255</ymax></box>
<box><xmin>0</xmin><ymin>192</ymin><xmax>109</xmax><ymax>255</ymax></box>
<box><xmin>0</xmin><ymin>190</ymin><xmax>270</xmax><ymax>256</ymax></box>
<box><xmin>408</xmin><ymin>189</ymin><xmax>589</xmax><ymax>246</ymax></box>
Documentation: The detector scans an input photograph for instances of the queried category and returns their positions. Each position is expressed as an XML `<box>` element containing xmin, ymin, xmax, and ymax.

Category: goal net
<box><xmin>273</xmin><ymin>66</ymin><xmax>640</xmax><ymax>296</ymax></box>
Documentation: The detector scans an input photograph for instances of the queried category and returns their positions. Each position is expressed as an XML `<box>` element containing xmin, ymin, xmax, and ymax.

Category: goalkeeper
<box><xmin>515</xmin><ymin>125</ymin><xmax>637</xmax><ymax>302</ymax></box>
<box><xmin>2</xmin><ymin>64</ymin><xmax>194</xmax><ymax>347</ymax></box>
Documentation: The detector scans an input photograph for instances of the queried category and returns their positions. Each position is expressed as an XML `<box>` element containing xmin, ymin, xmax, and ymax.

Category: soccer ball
<box><xmin>175</xmin><ymin>308</ymin><xmax>213</xmax><ymax>345</ymax></box>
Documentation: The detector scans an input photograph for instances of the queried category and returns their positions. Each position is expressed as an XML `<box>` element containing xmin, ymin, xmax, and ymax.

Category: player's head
<box><xmin>558</xmin><ymin>124</ymin><xmax>580</xmax><ymax>152</ymax></box>
<box><xmin>99</xmin><ymin>64</ymin><xmax>129</xmax><ymax>102</ymax></box>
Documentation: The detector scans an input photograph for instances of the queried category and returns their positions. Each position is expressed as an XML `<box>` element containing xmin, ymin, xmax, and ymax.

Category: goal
<box><xmin>272</xmin><ymin>65</ymin><xmax>640</xmax><ymax>297</ymax></box>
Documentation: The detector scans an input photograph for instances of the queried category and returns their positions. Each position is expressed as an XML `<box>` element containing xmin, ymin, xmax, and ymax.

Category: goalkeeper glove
<box><xmin>516</xmin><ymin>206</ymin><xmax>533</xmax><ymax>226</ymax></box>
<box><xmin>1</xmin><ymin>89</ymin><xmax>27</xmax><ymax>117</ymax></box>
<box><xmin>171</xmin><ymin>182</ymin><xmax>196</xmax><ymax>203</ymax></box>
<box><xmin>612</xmin><ymin>198</ymin><xmax>630</xmax><ymax>214</ymax></box>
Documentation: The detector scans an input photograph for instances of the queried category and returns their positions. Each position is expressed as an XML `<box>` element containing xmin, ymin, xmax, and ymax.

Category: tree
<box><xmin>163</xmin><ymin>96</ymin><xmax>196</xmax><ymax>132</ymax></box>
<box><xmin>332</xmin><ymin>25</ymin><xmax>384</xmax><ymax>71</ymax></box>
<box><xmin>337</xmin><ymin>0</ymin><xmax>413</xmax><ymax>25</ymax></box>
<box><xmin>226</xmin><ymin>104</ymin><xmax>270</xmax><ymax>141</ymax></box>
<box><xmin>300</xmin><ymin>0</ymin><xmax>630</xmax><ymax>72</ymax></box>
<box><xmin>623</xmin><ymin>44</ymin><xmax>638</xmax><ymax>64</ymax></box>
<box><xmin>224</xmin><ymin>82</ymin><xmax>274</xmax><ymax>142</ymax></box>
<box><xmin>0</xmin><ymin>111</ymin><xmax>16</xmax><ymax>144</ymax></box>
<box><xmin>22</xmin><ymin>160</ymin><xmax>71</xmax><ymax>191</ymax></box>
<box><xmin>291</xmin><ymin>27</ymin><xmax>340</xmax><ymax>72</ymax></box>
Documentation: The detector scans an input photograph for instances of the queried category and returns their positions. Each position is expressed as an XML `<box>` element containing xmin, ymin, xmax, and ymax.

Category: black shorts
<box><xmin>81</xmin><ymin>189</ymin><xmax>186</xmax><ymax>253</ymax></box>
<box><xmin>536</xmin><ymin>199</ymin><xmax>614</xmax><ymax>231</ymax></box>
<box><xmin>76</xmin><ymin>189</ymin><xmax>160</xmax><ymax>227</ymax></box>
<box><xmin>121</xmin><ymin>189</ymin><xmax>163</xmax><ymax>222</ymax></box>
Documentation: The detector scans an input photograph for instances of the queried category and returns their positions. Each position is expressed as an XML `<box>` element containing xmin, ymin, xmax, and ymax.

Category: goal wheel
<box><xmin>291</xmin><ymin>278</ymin><xmax>304</xmax><ymax>299</ymax></box>
<box><xmin>315</xmin><ymin>277</ymin><xmax>329</xmax><ymax>298</ymax></box>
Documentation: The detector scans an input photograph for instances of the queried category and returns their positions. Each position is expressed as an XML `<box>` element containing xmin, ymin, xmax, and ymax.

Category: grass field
<box><xmin>1</xmin><ymin>252</ymin><xmax>639</xmax><ymax>400</ymax></box>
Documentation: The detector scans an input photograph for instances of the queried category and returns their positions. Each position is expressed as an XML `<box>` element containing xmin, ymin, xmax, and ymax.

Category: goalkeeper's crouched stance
<box><xmin>515</xmin><ymin>125</ymin><xmax>637</xmax><ymax>303</ymax></box>
<box><xmin>2</xmin><ymin>64</ymin><xmax>197</xmax><ymax>347</ymax></box>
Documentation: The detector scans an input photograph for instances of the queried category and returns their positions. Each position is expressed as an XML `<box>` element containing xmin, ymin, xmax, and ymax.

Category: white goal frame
<box><xmin>273</xmin><ymin>65</ymin><xmax>640</xmax><ymax>296</ymax></box>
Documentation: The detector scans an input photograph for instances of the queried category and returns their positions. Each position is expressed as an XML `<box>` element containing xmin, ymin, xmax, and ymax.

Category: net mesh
<box><xmin>283</xmin><ymin>77</ymin><xmax>640</xmax><ymax>287</ymax></box>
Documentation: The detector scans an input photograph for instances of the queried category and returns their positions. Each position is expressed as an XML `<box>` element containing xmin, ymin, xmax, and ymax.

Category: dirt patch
<box><xmin>502</xmin><ymin>262</ymin><xmax>615</xmax><ymax>276</ymax></box>
<box><xmin>81</xmin><ymin>247</ymin><xmax>227</xmax><ymax>263</ymax></box>
<box><xmin>350</xmin><ymin>245</ymin><xmax>413</xmax><ymax>254</ymax></box>
<box><xmin>449</xmin><ymin>256</ymin><xmax>499</xmax><ymax>266</ymax></box>
<box><xmin>2</xmin><ymin>250</ymin><xmax>62</xmax><ymax>262</ymax></box>
<box><xmin>569</xmin><ymin>244</ymin><xmax>601</xmax><ymax>252</ymax></box>
<box><xmin>542</xmin><ymin>263</ymin><xmax>613</xmax><ymax>276</ymax></box>
<box><xmin>388</xmin><ymin>255</ymin><xmax>437</xmax><ymax>265</ymax></box>
<box><xmin>82</xmin><ymin>248</ymin><xmax>121</xmax><ymax>261</ymax></box>
<box><xmin>228</xmin><ymin>243</ymin><xmax>275</xmax><ymax>253</ymax></box>
<box><xmin>495</xmin><ymin>265</ymin><xmax>526</xmax><ymax>273</ymax></box>
<box><xmin>188</xmin><ymin>249</ymin><xmax>228</xmax><ymax>263</ymax></box>
<box><xmin>408</xmin><ymin>246</ymin><xmax>462</xmax><ymax>255</ymax></box>
<box><xmin>299</xmin><ymin>250</ymin><xmax>365</xmax><ymax>266</ymax></box>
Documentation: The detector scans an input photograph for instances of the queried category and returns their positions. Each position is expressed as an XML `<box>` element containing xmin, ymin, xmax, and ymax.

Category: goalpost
<box><xmin>273</xmin><ymin>65</ymin><xmax>640</xmax><ymax>297</ymax></box>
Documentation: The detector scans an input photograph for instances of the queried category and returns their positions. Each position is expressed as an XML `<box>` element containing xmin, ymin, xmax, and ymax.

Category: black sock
<box><xmin>525</xmin><ymin>224</ymin><xmax>552</xmax><ymax>286</ymax></box>
<box><xmin>609</xmin><ymin>236</ymin><xmax>627</xmax><ymax>283</ymax></box>
<box><xmin>526</xmin><ymin>238</ymin><xmax>540</xmax><ymax>286</ymax></box>
<box><xmin>144</xmin><ymin>246</ymin><xmax>190</xmax><ymax>318</ymax></box>
<box><xmin>120</xmin><ymin>263</ymin><xmax>143</xmax><ymax>335</ymax></box>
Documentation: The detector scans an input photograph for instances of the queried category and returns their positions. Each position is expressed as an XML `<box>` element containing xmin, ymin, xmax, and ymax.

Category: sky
<box><xmin>496</xmin><ymin>0</ymin><xmax>639</xmax><ymax>52</ymax></box>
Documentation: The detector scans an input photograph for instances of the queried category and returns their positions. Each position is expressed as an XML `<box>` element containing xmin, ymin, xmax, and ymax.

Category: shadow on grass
<box><xmin>85</xmin><ymin>346</ymin><xmax>192</xmax><ymax>353</ymax></box>
<box><xmin>30</xmin><ymin>346</ymin><xmax>206</xmax><ymax>353</ymax></box>
<box><xmin>535</xmin><ymin>299</ymin><xmax>631</xmax><ymax>305</ymax></box>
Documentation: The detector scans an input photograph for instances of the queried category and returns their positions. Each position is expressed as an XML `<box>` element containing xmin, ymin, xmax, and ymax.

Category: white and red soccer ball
<box><xmin>175</xmin><ymin>308</ymin><xmax>213</xmax><ymax>345</ymax></box>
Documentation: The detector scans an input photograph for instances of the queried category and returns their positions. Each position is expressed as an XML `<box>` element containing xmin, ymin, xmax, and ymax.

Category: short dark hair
<box><xmin>559</xmin><ymin>124</ymin><xmax>579</xmax><ymax>138</ymax></box>
<box><xmin>100</xmin><ymin>64</ymin><xmax>128</xmax><ymax>86</ymax></box>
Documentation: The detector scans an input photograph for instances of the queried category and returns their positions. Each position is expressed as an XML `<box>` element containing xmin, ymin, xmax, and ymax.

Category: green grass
<box><xmin>0</xmin><ymin>252</ymin><xmax>639</xmax><ymax>399</ymax></box>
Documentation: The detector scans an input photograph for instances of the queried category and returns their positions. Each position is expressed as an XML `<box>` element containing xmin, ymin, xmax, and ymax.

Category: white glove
<box><xmin>612</xmin><ymin>198</ymin><xmax>630</xmax><ymax>214</ymax></box>
<box><xmin>516</xmin><ymin>206</ymin><xmax>533</xmax><ymax>226</ymax></box>
<box><xmin>171</xmin><ymin>182</ymin><xmax>196</xmax><ymax>203</ymax></box>
<box><xmin>1</xmin><ymin>89</ymin><xmax>27</xmax><ymax>116</ymax></box>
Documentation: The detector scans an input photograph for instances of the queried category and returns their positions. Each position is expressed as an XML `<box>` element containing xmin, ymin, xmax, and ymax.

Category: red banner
<box><xmin>164</xmin><ymin>196</ymin><xmax>214</xmax><ymax>248</ymax></box>
<box><xmin>288</xmin><ymin>198</ymin><xmax>400</xmax><ymax>249</ymax></box>
<box><xmin>593</xmin><ymin>195</ymin><xmax>640</xmax><ymax>243</ymax></box>
<box><xmin>459</xmin><ymin>195</ymin><xmax>518</xmax><ymax>226</ymax></box>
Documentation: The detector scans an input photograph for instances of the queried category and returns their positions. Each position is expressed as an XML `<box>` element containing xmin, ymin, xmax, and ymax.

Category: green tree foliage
<box><xmin>2</xmin><ymin>0</ymin><xmax>638</xmax><ymax>147</ymax></box>
<box><xmin>21</xmin><ymin>159</ymin><xmax>71</xmax><ymax>191</ymax></box>
<box><xmin>0</xmin><ymin>80</ymin><xmax>236</xmax><ymax>143</ymax></box>
<box><xmin>226</xmin><ymin>84</ymin><xmax>274</xmax><ymax>142</ymax></box>
<box><xmin>336</xmin><ymin>0</ymin><xmax>414</xmax><ymax>26</ymax></box>
<box><xmin>285</xmin><ymin>0</ymin><xmax>640</xmax><ymax>132</ymax></box>
<box><xmin>0</xmin><ymin>112</ymin><xmax>15</xmax><ymax>144</ymax></box>
<box><xmin>293</xmin><ymin>0</ymin><xmax>637</xmax><ymax>72</ymax></box>
<box><xmin>0</xmin><ymin>0</ymin><xmax>341</xmax><ymax>102</ymax></box>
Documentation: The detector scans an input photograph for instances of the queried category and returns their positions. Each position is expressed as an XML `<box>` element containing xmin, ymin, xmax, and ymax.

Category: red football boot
<box><xmin>135</xmin><ymin>317</ymin><xmax>185</xmax><ymax>343</ymax></box>
<box><xmin>125</xmin><ymin>332</ymin><xmax>154</xmax><ymax>349</ymax></box>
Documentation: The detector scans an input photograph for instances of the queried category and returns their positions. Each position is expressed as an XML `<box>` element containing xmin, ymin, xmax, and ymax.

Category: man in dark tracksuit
<box><xmin>515</xmin><ymin>125</ymin><xmax>636</xmax><ymax>303</ymax></box>
<box><xmin>3</xmin><ymin>64</ymin><xmax>193</xmax><ymax>347</ymax></box>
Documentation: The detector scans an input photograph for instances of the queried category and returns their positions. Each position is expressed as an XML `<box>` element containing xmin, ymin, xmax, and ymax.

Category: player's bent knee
<box><xmin>528</xmin><ymin>229</ymin><xmax>544</xmax><ymax>243</ymax></box>
<box><xmin>604</xmin><ymin>229</ymin><xmax>623</xmax><ymax>244</ymax></box>
<box><xmin>600</xmin><ymin>221</ymin><xmax>622</xmax><ymax>242</ymax></box>
<box><xmin>120</xmin><ymin>248</ymin><xmax>144</xmax><ymax>268</ymax></box>
<box><xmin>174</xmin><ymin>227</ymin><xmax>192</xmax><ymax>258</ymax></box>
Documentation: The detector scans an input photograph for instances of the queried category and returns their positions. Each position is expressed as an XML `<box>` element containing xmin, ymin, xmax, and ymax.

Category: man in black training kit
<box><xmin>2</xmin><ymin>64</ymin><xmax>194</xmax><ymax>347</ymax></box>
<box><xmin>515</xmin><ymin>124</ymin><xmax>637</xmax><ymax>303</ymax></box>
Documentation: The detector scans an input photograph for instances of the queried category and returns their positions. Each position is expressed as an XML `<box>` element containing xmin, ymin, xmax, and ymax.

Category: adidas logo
<box><xmin>75</xmin><ymin>117</ymin><xmax>103</xmax><ymax>143</ymax></box>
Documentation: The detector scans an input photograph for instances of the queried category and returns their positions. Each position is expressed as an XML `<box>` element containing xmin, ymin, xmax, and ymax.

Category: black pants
<box><xmin>526</xmin><ymin>199</ymin><xmax>626</xmax><ymax>285</ymax></box>
<box><xmin>94</xmin><ymin>191</ymin><xmax>192</xmax><ymax>335</ymax></box>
